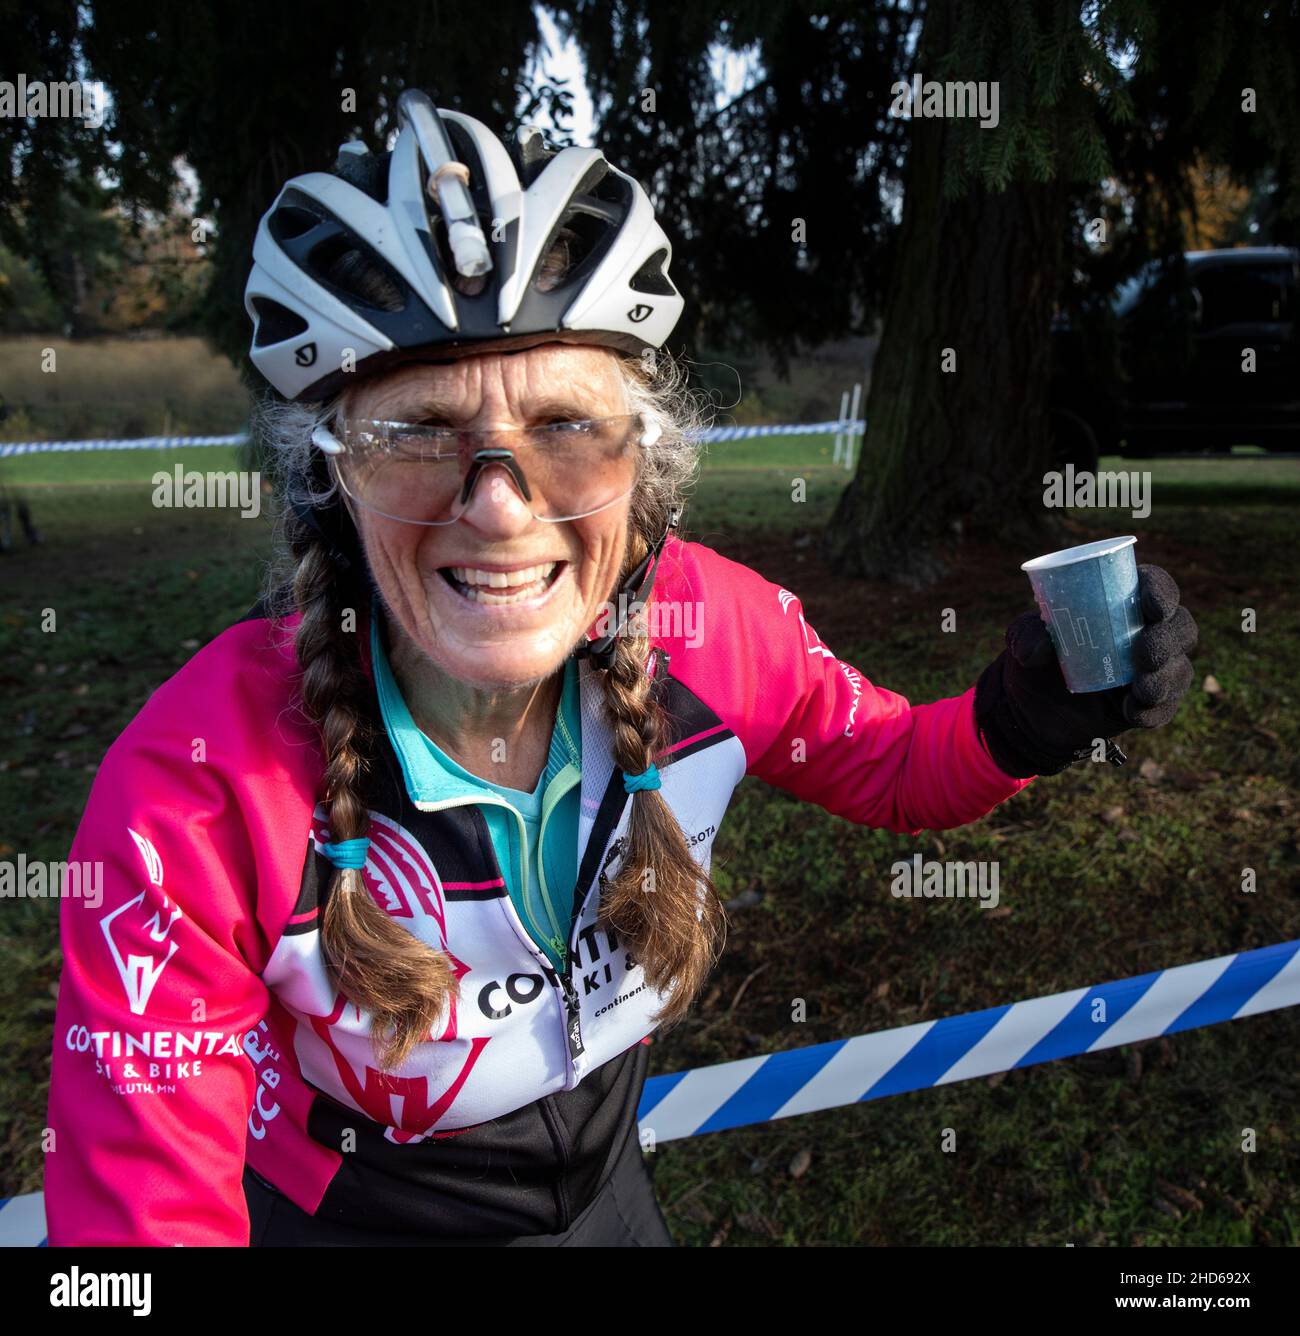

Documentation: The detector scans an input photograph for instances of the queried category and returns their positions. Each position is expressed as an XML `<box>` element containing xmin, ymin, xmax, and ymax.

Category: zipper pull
<box><xmin>559</xmin><ymin>972</ymin><xmax>584</xmax><ymax>1058</ymax></box>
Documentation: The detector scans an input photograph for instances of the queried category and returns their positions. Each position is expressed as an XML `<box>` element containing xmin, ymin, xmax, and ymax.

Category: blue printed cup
<box><xmin>1021</xmin><ymin>537</ymin><xmax>1141</xmax><ymax>693</ymax></box>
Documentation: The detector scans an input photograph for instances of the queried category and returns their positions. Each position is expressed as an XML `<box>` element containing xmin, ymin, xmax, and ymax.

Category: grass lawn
<box><xmin>1</xmin><ymin>438</ymin><xmax>1297</xmax><ymax>1245</ymax></box>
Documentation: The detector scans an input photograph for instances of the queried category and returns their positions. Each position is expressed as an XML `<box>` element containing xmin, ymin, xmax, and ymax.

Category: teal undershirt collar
<box><xmin>369</xmin><ymin>610</ymin><xmax>583</xmax><ymax>971</ymax></box>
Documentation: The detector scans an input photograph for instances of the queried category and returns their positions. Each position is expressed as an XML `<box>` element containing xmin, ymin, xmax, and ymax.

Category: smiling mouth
<box><xmin>439</xmin><ymin>561</ymin><xmax>567</xmax><ymax>605</ymax></box>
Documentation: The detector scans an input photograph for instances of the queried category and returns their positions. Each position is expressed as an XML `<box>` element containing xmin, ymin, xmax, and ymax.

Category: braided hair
<box><xmin>259</xmin><ymin>349</ymin><xmax>725</xmax><ymax>1072</ymax></box>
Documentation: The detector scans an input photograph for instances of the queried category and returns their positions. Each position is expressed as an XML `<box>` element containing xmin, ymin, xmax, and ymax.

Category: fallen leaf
<box><xmin>1155</xmin><ymin>1180</ymin><xmax>1202</xmax><ymax>1213</ymax></box>
<box><xmin>736</xmin><ymin>1210</ymin><xmax>782</xmax><ymax>1238</ymax></box>
<box><xmin>987</xmin><ymin>906</ymin><xmax>1012</xmax><ymax>919</ymax></box>
<box><xmin>874</xmin><ymin>981</ymin><xmax>890</xmax><ymax>999</ymax></box>
<box><xmin>1138</xmin><ymin>758</ymin><xmax>1165</xmax><ymax>783</ymax></box>
<box><xmin>1212</xmin><ymin>1192</ymin><xmax>1245</xmax><ymax>1220</ymax></box>
<box><xmin>1202</xmin><ymin>674</ymin><xmax>1222</xmax><ymax>695</ymax></box>
<box><xmin>1101</xmin><ymin>805</ymin><xmax>1126</xmax><ymax>824</ymax></box>
<box><xmin>788</xmin><ymin>1148</ymin><xmax>812</xmax><ymax>1179</ymax></box>
<box><xmin>678</xmin><ymin>1198</ymin><xmax>714</xmax><ymax>1226</ymax></box>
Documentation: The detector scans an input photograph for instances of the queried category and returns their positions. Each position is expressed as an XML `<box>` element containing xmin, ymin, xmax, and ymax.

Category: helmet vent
<box><xmin>628</xmin><ymin>248</ymin><xmax>675</xmax><ymax>296</ymax></box>
<box><xmin>309</xmin><ymin>238</ymin><xmax>407</xmax><ymax>313</ymax></box>
<box><xmin>268</xmin><ymin>204</ymin><xmax>320</xmax><ymax>243</ymax></box>
<box><xmin>251</xmin><ymin>297</ymin><xmax>309</xmax><ymax>347</ymax></box>
<box><xmin>332</xmin><ymin>147</ymin><xmax>389</xmax><ymax>205</ymax></box>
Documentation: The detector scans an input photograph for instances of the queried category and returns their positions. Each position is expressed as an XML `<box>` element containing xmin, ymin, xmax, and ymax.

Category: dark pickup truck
<box><xmin>1049</xmin><ymin>246</ymin><xmax>1300</xmax><ymax>468</ymax></box>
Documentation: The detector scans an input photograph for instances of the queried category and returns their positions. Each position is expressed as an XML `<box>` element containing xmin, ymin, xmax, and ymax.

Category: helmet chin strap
<box><xmin>573</xmin><ymin>506</ymin><xmax>681</xmax><ymax>673</ymax></box>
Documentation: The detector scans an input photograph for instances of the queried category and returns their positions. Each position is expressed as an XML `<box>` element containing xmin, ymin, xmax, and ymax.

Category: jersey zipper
<box><xmin>535</xmin><ymin>761</ymin><xmax>580</xmax><ymax>964</ymax></box>
<box><xmin>412</xmin><ymin>792</ymin><xmax>587</xmax><ymax>1071</ymax></box>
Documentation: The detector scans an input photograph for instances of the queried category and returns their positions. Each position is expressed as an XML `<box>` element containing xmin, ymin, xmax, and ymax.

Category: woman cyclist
<box><xmin>44</xmin><ymin>92</ymin><xmax>1199</xmax><ymax>1246</ymax></box>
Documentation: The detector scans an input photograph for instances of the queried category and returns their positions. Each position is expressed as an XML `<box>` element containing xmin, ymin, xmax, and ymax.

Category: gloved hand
<box><xmin>974</xmin><ymin>564</ymin><xmax>1199</xmax><ymax>779</ymax></box>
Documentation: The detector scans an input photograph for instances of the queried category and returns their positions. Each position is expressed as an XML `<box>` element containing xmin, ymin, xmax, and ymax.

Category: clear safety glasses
<box><xmin>312</xmin><ymin>414</ymin><xmax>658</xmax><ymax>526</ymax></box>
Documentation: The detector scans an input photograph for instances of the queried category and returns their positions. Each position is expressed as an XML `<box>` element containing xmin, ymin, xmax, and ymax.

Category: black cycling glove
<box><xmin>974</xmin><ymin>564</ymin><xmax>1199</xmax><ymax>779</ymax></box>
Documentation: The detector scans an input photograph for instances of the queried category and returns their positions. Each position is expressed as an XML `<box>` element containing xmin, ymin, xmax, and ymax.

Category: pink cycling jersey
<box><xmin>44</xmin><ymin>535</ymin><xmax>1034</xmax><ymax>1244</ymax></box>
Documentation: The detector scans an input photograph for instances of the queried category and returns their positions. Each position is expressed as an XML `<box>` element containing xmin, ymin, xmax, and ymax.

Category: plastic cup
<box><xmin>1021</xmin><ymin>536</ymin><xmax>1142</xmax><ymax>693</ymax></box>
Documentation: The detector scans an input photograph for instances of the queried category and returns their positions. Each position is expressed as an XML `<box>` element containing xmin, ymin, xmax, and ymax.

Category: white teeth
<box><xmin>445</xmin><ymin>562</ymin><xmax>562</xmax><ymax>605</ymax></box>
<box><xmin>450</xmin><ymin>562</ymin><xmax>557</xmax><ymax>589</ymax></box>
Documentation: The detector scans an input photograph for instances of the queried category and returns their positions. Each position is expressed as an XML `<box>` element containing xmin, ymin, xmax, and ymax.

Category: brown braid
<box><xmin>289</xmin><ymin>519</ymin><xmax>458</xmax><ymax>1072</ymax></box>
<box><xmin>593</xmin><ymin>533</ymin><xmax>728</xmax><ymax>1029</ymax></box>
<box><xmin>271</xmin><ymin>344</ymin><xmax>722</xmax><ymax>1069</ymax></box>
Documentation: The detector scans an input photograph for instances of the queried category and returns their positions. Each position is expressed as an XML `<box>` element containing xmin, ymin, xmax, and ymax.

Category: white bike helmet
<box><xmin>244</xmin><ymin>90</ymin><xmax>684</xmax><ymax>402</ymax></box>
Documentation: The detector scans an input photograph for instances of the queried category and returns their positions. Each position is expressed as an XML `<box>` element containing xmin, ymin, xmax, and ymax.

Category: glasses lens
<box><xmin>334</xmin><ymin>416</ymin><xmax>643</xmax><ymax>524</ymax></box>
<box><xmin>336</xmin><ymin>421</ymin><xmax>466</xmax><ymax>524</ymax></box>
<box><xmin>513</xmin><ymin>418</ymin><xmax>641</xmax><ymax>521</ymax></box>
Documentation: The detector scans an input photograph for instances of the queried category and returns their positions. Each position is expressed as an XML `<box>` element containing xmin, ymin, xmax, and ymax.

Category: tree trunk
<box><xmin>821</xmin><ymin>28</ymin><xmax>1069</xmax><ymax>585</ymax></box>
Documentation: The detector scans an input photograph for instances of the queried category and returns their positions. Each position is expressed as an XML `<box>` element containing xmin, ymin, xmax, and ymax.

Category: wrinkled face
<box><xmin>337</xmin><ymin>342</ymin><xmax>632</xmax><ymax>689</ymax></box>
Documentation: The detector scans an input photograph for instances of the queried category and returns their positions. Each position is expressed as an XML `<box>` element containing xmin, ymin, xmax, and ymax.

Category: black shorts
<box><xmin>244</xmin><ymin>1122</ymin><xmax>675</xmax><ymax>1247</ymax></box>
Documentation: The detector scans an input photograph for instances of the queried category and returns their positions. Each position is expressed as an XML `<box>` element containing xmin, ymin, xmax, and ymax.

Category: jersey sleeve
<box><xmin>44</xmin><ymin>730</ymin><xmax>272</xmax><ymax>1246</ymax></box>
<box><xmin>744</xmin><ymin>586</ymin><xmax>1034</xmax><ymax>832</ymax></box>
<box><xmin>658</xmin><ymin>541</ymin><xmax>1037</xmax><ymax>833</ymax></box>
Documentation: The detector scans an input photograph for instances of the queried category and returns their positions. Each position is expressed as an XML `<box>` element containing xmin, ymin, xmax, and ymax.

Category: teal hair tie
<box><xmin>623</xmin><ymin>763</ymin><xmax>662</xmax><ymax>794</ymax></box>
<box><xmin>320</xmin><ymin>837</ymin><xmax>369</xmax><ymax>869</ymax></box>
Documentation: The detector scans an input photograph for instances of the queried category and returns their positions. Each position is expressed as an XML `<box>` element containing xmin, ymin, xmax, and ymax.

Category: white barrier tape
<box><xmin>635</xmin><ymin>939</ymin><xmax>1300</xmax><ymax>1142</ymax></box>
<box><xmin>7</xmin><ymin>939</ymin><xmax>1295</xmax><ymax>1246</ymax></box>
<box><xmin>0</xmin><ymin>433</ymin><xmax>247</xmax><ymax>457</ymax></box>
<box><xmin>0</xmin><ymin>422</ymin><xmax>869</xmax><ymax>457</ymax></box>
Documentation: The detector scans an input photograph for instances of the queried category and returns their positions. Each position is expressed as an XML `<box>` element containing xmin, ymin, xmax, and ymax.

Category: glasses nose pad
<box><xmin>457</xmin><ymin>449</ymin><xmax>536</xmax><ymax>515</ymax></box>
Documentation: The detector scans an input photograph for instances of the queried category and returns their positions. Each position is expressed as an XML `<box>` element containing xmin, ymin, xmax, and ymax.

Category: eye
<box><xmin>538</xmin><ymin>417</ymin><xmax>595</xmax><ymax>433</ymax></box>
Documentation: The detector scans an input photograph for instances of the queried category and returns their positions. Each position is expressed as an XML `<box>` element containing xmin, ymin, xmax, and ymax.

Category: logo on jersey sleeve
<box><xmin>777</xmin><ymin>587</ymin><xmax>864</xmax><ymax>737</ymax></box>
<box><xmin>99</xmin><ymin>829</ymin><xmax>184</xmax><ymax>1016</ymax></box>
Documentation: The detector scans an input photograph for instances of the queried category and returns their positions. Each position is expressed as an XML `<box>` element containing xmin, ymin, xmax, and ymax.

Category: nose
<box><xmin>454</xmin><ymin>452</ymin><xmax>539</xmax><ymax>538</ymax></box>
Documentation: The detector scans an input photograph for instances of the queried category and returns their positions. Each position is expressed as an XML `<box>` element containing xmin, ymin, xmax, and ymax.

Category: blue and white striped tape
<box><xmin>0</xmin><ymin>422</ymin><xmax>867</xmax><ymax>458</ymax></box>
<box><xmin>0</xmin><ymin>433</ymin><xmax>247</xmax><ymax>457</ymax></box>
<box><xmin>635</xmin><ymin>938</ymin><xmax>1300</xmax><ymax>1141</ymax></box>
<box><xmin>696</xmin><ymin>419</ymin><xmax>865</xmax><ymax>442</ymax></box>
<box><xmin>5</xmin><ymin>939</ymin><xmax>1294</xmax><ymax>1245</ymax></box>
